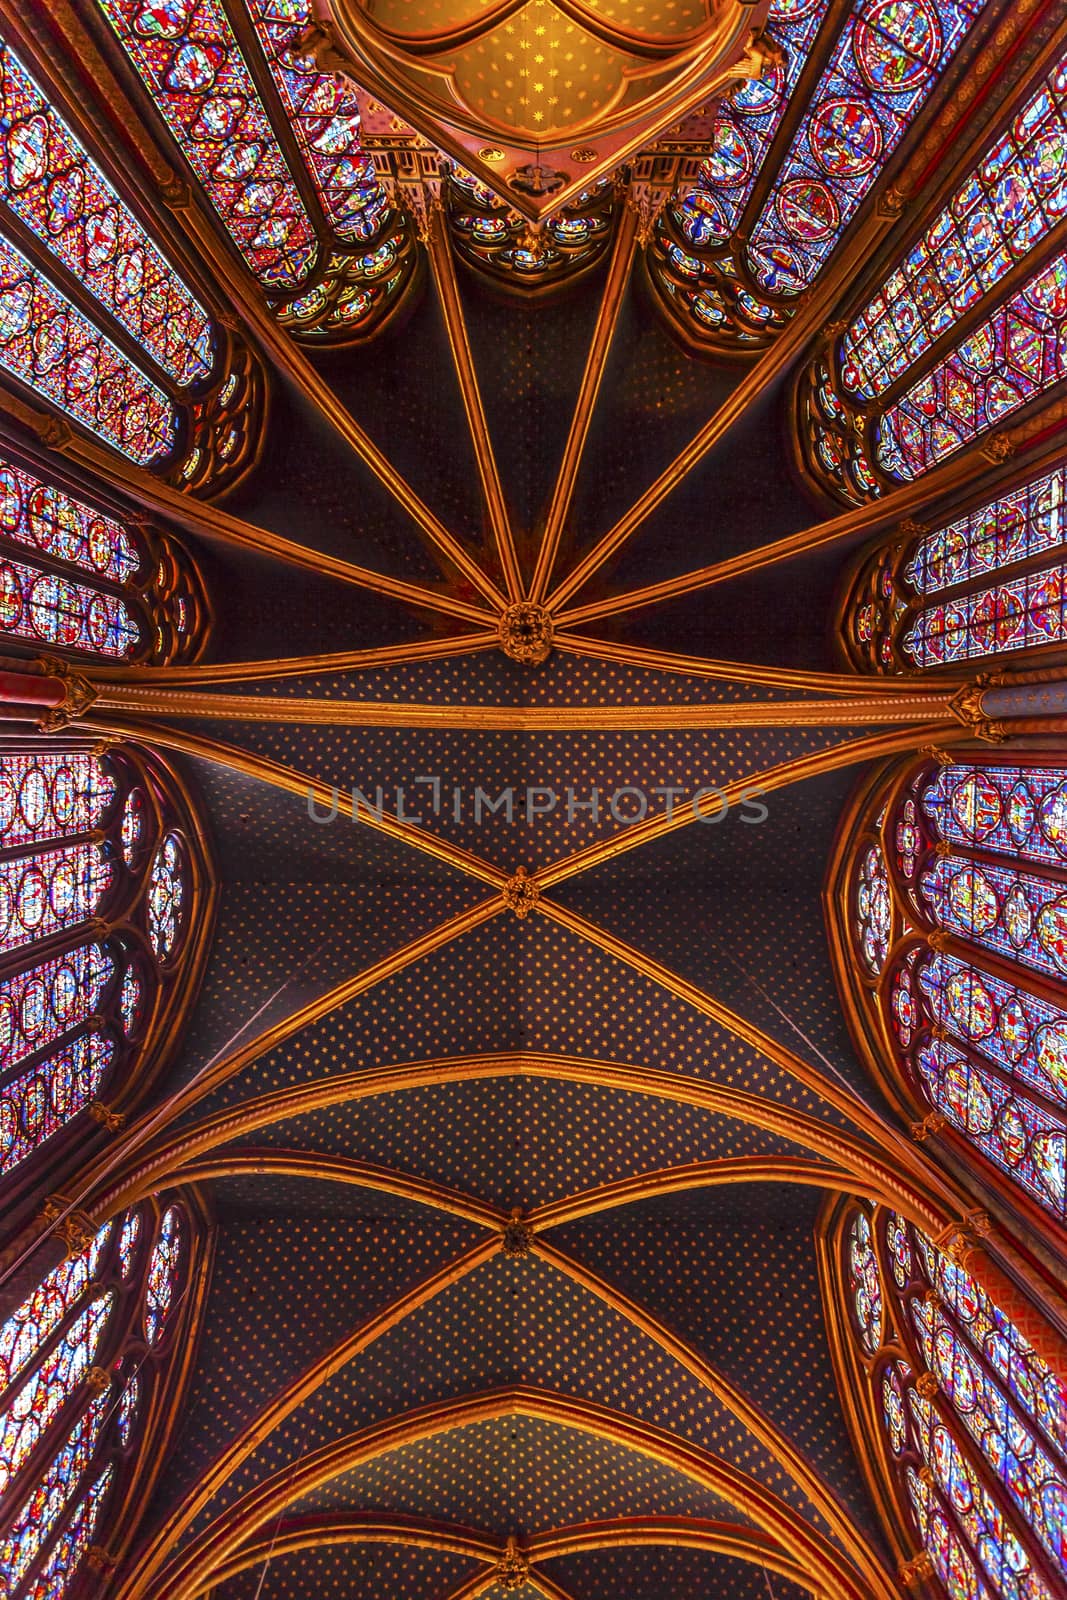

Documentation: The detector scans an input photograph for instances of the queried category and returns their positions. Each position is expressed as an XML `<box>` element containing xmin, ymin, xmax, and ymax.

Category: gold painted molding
<box><xmin>118</xmin><ymin>1388</ymin><xmax>879</xmax><ymax>1600</ymax></box>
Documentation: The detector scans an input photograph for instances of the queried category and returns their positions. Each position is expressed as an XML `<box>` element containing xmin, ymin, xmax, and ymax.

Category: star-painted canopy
<box><xmin>0</xmin><ymin>5</ymin><xmax>1065</xmax><ymax>1600</ymax></box>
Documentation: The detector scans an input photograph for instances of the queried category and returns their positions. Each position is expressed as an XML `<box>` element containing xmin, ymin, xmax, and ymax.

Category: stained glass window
<box><xmin>446</xmin><ymin>169</ymin><xmax>614</xmax><ymax>288</ymax></box>
<box><xmin>0</xmin><ymin>453</ymin><xmax>205</xmax><ymax>663</ymax></box>
<box><xmin>0</xmin><ymin>39</ymin><xmax>215</xmax><ymax>387</ymax></box>
<box><xmin>0</xmin><ymin>234</ymin><xmax>176</xmax><ymax>462</ymax></box>
<box><xmin>838</xmin><ymin>1205</ymin><xmax>1066</xmax><ymax>1600</ymax></box>
<box><xmin>0</xmin><ymin>746</ymin><xmax>199</xmax><ymax>1184</ymax></box>
<box><xmin>0</xmin><ymin>1200</ymin><xmax>193</xmax><ymax>1600</ymax></box>
<box><xmin>91</xmin><ymin>0</ymin><xmax>414</xmax><ymax>339</ymax></box>
<box><xmin>144</xmin><ymin>1205</ymin><xmax>182</xmax><ymax>1343</ymax></box>
<box><xmin>842</xmin><ymin>48</ymin><xmax>1067</xmax><ymax>402</ymax></box>
<box><xmin>842</xmin><ymin>465</ymin><xmax>1067</xmax><ymax>672</ymax></box>
<box><xmin>801</xmin><ymin>37</ymin><xmax>1067</xmax><ymax>503</ymax></box>
<box><xmin>242</xmin><ymin>0</ymin><xmax>388</xmax><ymax>243</ymax></box>
<box><xmin>652</xmin><ymin>0</ymin><xmax>985</xmax><ymax>343</ymax></box>
<box><xmin>840</xmin><ymin>758</ymin><xmax>1067</xmax><ymax>1227</ymax></box>
<box><xmin>95</xmin><ymin>0</ymin><xmax>318</xmax><ymax>288</ymax></box>
<box><xmin>746</xmin><ymin>0</ymin><xmax>984</xmax><ymax>299</ymax></box>
<box><xmin>877</xmin><ymin>251</ymin><xmax>1067</xmax><ymax>480</ymax></box>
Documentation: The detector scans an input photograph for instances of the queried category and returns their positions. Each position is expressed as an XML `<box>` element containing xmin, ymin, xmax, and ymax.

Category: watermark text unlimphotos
<box><xmin>306</xmin><ymin>779</ymin><xmax>768</xmax><ymax>826</ymax></box>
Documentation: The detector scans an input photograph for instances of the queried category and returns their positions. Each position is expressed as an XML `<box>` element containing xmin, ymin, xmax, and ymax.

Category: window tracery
<box><xmin>840</xmin><ymin>464</ymin><xmax>1067</xmax><ymax>674</ymax></box>
<box><xmin>800</xmin><ymin>39</ymin><xmax>1067</xmax><ymax>503</ymax></box>
<box><xmin>833</xmin><ymin>756</ymin><xmax>1067</xmax><ymax>1232</ymax></box>
<box><xmin>0</xmin><ymin>22</ymin><xmax>266</xmax><ymax>495</ymax></box>
<box><xmin>0</xmin><ymin>1198</ymin><xmax>198</xmax><ymax>1600</ymax></box>
<box><xmin>0</xmin><ymin>453</ymin><xmax>206</xmax><ymax>664</ymax></box>
<box><xmin>648</xmin><ymin>0</ymin><xmax>986</xmax><ymax>352</ymax></box>
<box><xmin>828</xmin><ymin>1200</ymin><xmax>1067</xmax><ymax>1599</ymax></box>
<box><xmin>445</xmin><ymin>167</ymin><xmax>616</xmax><ymax>292</ymax></box>
<box><xmin>0</xmin><ymin>743</ymin><xmax>207</xmax><ymax>1195</ymax></box>
<box><xmin>93</xmin><ymin>0</ymin><xmax>416</xmax><ymax>342</ymax></box>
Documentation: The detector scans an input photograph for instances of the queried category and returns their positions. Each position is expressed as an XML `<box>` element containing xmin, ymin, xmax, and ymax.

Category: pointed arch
<box><xmin>820</xmin><ymin>1194</ymin><xmax>1067</xmax><ymax>1598</ymax></box>
<box><xmin>0</xmin><ymin>1186</ymin><xmax>210</xmax><ymax>1600</ymax></box>
<box><xmin>646</xmin><ymin>0</ymin><xmax>996</xmax><ymax>353</ymax></box>
<box><xmin>0</xmin><ymin>737</ymin><xmax>214</xmax><ymax>1206</ymax></box>
<box><xmin>827</xmin><ymin>752</ymin><xmax>1067</xmax><ymax>1245</ymax></box>
<box><xmin>88</xmin><ymin>0</ymin><xmax>418</xmax><ymax>342</ymax></box>
<box><xmin>0</xmin><ymin>9</ymin><xmax>268</xmax><ymax>495</ymax></box>
<box><xmin>837</xmin><ymin>460</ymin><xmax>1067</xmax><ymax>674</ymax></box>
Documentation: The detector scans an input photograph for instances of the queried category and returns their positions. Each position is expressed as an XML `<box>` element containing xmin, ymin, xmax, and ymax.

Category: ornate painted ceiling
<box><xmin>0</xmin><ymin>3</ymin><xmax>1066</xmax><ymax>1600</ymax></box>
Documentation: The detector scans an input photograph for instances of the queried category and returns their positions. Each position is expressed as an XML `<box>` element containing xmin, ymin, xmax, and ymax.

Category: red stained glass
<box><xmin>0</xmin><ymin>234</ymin><xmax>177</xmax><ymax>462</ymax></box>
<box><xmin>0</xmin><ymin>40</ymin><xmax>215</xmax><ymax>386</ymax></box>
<box><xmin>95</xmin><ymin>0</ymin><xmax>318</xmax><ymax>287</ymax></box>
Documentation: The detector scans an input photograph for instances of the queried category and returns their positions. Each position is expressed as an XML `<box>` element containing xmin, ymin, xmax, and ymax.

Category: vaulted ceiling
<box><xmin>5</xmin><ymin>2</ymin><xmax>1065</xmax><ymax>1598</ymax></box>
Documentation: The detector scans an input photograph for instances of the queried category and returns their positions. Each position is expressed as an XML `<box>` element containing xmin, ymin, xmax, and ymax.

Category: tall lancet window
<box><xmin>0</xmin><ymin>25</ymin><xmax>263</xmax><ymax>493</ymax></box>
<box><xmin>93</xmin><ymin>0</ymin><xmax>416</xmax><ymax>340</ymax></box>
<box><xmin>0</xmin><ymin>1196</ymin><xmax>204</xmax><ymax>1598</ymax></box>
<box><xmin>840</xmin><ymin>464</ymin><xmax>1067</xmax><ymax>673</ymax></box>
<box><xmin>647</xmin><ymin>0</ymin><xmax>988</xmax><ymax>351</ymax></box>
<box><xmin>801</xmin><ymin>37</ymin><xmax>1067</xmax><ymax>503</ymax></box>
<box><xmin>825</xmin><ymin>1201</ymin><xmax>1067</xmax><ymax>1599</ymax></box>
<box><xmin>831</xmin><ymin>755</ymin><xmax>1067</xmax><ymax>1232</ymax></box>
<box><xmin>0</xmin><ymin>744</ymin><xmax>209</xmax><ymax>1195</ymax></box>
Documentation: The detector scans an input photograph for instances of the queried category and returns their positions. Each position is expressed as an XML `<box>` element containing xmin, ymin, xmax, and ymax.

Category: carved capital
<box><xmin>911</xmin><ymin>1111</ymin><xmax>946</xmax><ymax>1141</ymax></box>
<box><xmin>86</xmin><ymin>1546</ymin><xmax>119</xmax><ymax>1574</ymax></box>
<box><xmin>876</xmin><ymin>184</ymin><xmax>908</xmax><ymax>219</ymax></box>
<box><xmin>496</xmin><ymin>1536</ymin><xmax>530</xmax><ymax>1589</ymax></box>
<box><xmin>926</xmin><ymin>929</ymin><xmax>951</xmax><ymax>952</ymax></box>
<box><xmin>899</xmin><ymin>1551</ymin><xmax>934</xmax><ymax>1586</ymax></box>
<box><xmin>917</xmin><ymin>744</ymin><xmax>953</xmax><ymax>767</ymax></box>
<box><xmin>160</xmin><ymin>173</ymin><xmax>192</xmax><ymax>210</ymax></box>
<box><xmin>731</xmin><ymin>26</ymin><xmax>787</xmax><ymax>81</ymax></box>
<box><xmin>499</xmin><ymin>601</ymin><xmax>553</xmax><ymax>665</ymax></box>
<box><xmin>897</xmin><ymin>518</ymin><xmax>928</xmax><ymax>541</ymax></box>
<box><xmin>89</xmin><ymin>1100</ymin><xmax>126</xmax><ymax>1133</ymax></box>
<box><xmin>949</xmin><ymin>682</ymin><xmax>986</xmax><ymax>728</ymax></box>
<box><xmin>503</xmin><ymin>867</ymin><xmax>540</xmax><ymax>920</ymax></box>
<box><xmin>933</xmin><ymin>1210</ymin><xmax>991</xmax><ymax>1267</ymax></box>
<box><xmin>86</xmin><ymin>1365</ymin><xmax>112</xmax><ymax>1395</ymax></box>
<box><xmin>294</xmin><ymin>19</ymin><xmax>351</xmax><ymax>76</ymax></box>
<box><xmin>39</xmin><ymin>1195</ymin><xmax>97</xmax><ymax>1257</ymax></box>
<box><xmin>34</xmin><ymin>656</ymin><xmax>99</xmax><ymax>731</ymax></box>
<box><xmin>31</xmin><ymin>413</ymin><xmax>74</xmax><ymax>452</ymax></box>
<box><xmin>501</xmin><ymin>1208</ymin><xmax>535</xmax><ymax>1258</ymax></box>
<box><xmin>981</xmin><ymin>433</ymin><xmax>1016</xmax><ymax>464</ymax></box>
<box><xmin>915</xmin><ymin>1371</ymin><xmax>939</xmax><ymax>1400</ymax></box>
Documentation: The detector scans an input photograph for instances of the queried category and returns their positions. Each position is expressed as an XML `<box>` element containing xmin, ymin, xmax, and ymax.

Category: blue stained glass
<box><xmin>842</xmin><ymin>49</ymin><xmax>1067</xmax><ymax>399</ymax></box>
<box><xmin>678</xmin><ymin>0</ymin><xmax>831</xmax><ymax>247</ymax></box>
<box><xmin>745</xmin><ymin>0</ymin><xmax>984</xmax><ymax>296</ymax></box>
<box><xmin>0</xmin><ymin>1389</ymin><xmax>110</xmax><ymax>1592</ymax></box>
